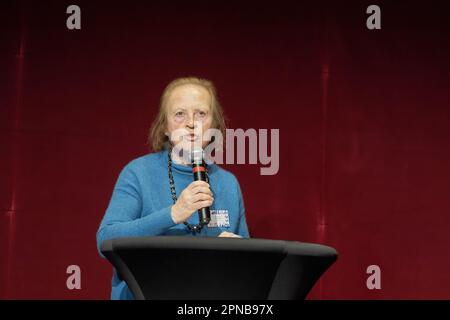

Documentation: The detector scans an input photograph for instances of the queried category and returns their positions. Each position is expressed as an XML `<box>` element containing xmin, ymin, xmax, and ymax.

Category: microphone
<box><xmin>191</xmin><ymin>148</ymin><xmax>211</xmax><ymax>225</ymax></box>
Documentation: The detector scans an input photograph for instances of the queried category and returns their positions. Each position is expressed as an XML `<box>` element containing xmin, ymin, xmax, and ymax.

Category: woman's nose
<box><xmin>186</xmin><ymin>113</ymin><xmax>195</xmax><ymax>128</ymax></box>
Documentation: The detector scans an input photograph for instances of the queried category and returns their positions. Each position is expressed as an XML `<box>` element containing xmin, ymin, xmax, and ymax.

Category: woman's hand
<box><xmin>218</xmin><ymin>231</ymin><xmax>242</xmax><ymax>238</ymax></box>
<box><xmin>171</xmin><ymin>180</ymin><xmax>213</xmax><ymax>224</ymax></box>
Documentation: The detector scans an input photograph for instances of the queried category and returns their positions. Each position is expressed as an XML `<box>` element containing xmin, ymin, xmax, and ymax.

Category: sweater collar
<box><xmin>160</xmin><ymin>147</ymin><xmax>216</xmax><ymax>175</ymax></box>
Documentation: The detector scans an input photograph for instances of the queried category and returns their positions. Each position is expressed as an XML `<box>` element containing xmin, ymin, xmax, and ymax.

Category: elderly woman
<box><xmin>96</xmin><ymin>77</ymin><xmax>250</xmax><ymax>300</ymax></box>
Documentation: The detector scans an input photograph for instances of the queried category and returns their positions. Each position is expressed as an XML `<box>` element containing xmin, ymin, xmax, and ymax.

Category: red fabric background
<box><xmin>1</xmin><ymin>0</ymin><xmax>449</xmax><ymax>299</ymax></box>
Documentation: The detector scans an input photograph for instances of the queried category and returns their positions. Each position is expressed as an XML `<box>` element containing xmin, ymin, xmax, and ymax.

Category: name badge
<box><xmin>207</xmin><ymin>210</ymin><xmax>230</xmax><ymax>228</ymax></box>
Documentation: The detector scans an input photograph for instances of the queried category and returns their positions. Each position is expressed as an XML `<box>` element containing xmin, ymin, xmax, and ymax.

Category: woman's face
<box><xmin>165</xmin><ymin>84</ymin><xmax>213</xmax><ymax>151</ymax></box>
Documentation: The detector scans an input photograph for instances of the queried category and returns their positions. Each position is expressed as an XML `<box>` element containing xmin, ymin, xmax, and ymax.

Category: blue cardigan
<box><xmin>96</xmin><ymin>148</ymin><xmax>250</xmax><ymax>299</ymax></box>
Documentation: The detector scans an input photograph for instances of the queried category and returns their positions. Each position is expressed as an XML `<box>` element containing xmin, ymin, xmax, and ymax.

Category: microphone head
<box><xmin>191</xmin><ymin>147</ymin><xmax>204</xmax><ymax>165</ymax></box>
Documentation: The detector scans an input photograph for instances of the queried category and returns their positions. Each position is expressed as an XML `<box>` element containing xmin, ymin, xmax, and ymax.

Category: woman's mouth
<box><xmin>184</xmin><ymin>134</ymin><xmax>199</xmax><ymax>141</ymax></box>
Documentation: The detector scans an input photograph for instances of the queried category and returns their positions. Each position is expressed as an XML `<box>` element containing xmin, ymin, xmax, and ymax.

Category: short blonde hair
<box><xmin>148</xmin><ymin>77</ymin><xmax>227</xmax><ymax>151</ymax></box>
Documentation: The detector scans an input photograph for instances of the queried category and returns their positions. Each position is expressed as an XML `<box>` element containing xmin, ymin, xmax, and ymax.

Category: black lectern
<box><xmin>101</xmin><ymin>236</ymin><xmax>338</xmax><ymax>300</ymax></box>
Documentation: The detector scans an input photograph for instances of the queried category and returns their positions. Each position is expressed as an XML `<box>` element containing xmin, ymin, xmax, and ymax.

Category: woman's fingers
<box><xmin>192</xmin><ymin>193</ymin><xmax>213</xmax><ymax>203</ymax></box>
<box><xmin>189</xmin><ymin>181</ymin><xmax>210</xmax><ymax>190</ymax></box>
<box><xmin>189</xmin><ymin>200</ymin><xmax>213</xmax><ymax>212</ymax></box>
<box><xmin>191</xmin><ymin>186</ymin><xmax>213</xmax><ymax>197</ymax></box>
<box><xmin>218</xmin><ymin>231</ymin><xmax>242</xmax><ymax>238</ymax></box>
<box><xmin>195</xmin><ymin>200</ymin><xmax>213</xmax><ymax>209</ymax></box>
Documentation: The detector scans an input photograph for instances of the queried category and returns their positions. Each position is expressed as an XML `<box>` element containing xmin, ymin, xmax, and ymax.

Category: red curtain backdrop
<box><xmin>1</xmin><ymin>0</ymin><xmax>449</xmax><ymax>299</ymax></box>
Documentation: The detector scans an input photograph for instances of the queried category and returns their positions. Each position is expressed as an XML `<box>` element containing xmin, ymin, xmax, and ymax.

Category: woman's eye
<box><xmin>196</xmin><ymin>111</ymin><xmax>206</xmax><ymax>118</ymax></box>
<box><xmin>175</xmin><ymin>111</ymin><xmax>184</xmax><ymax>117</ymax></box>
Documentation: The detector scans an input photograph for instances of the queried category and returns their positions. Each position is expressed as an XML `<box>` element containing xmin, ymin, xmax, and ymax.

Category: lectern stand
<box><xmin>101</xmin><ymin>236</ymin><xmax>338</xmax><ymax>300</ymax></box>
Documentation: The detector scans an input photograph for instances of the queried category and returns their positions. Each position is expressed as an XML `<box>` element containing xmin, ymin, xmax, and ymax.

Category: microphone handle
<box><xmin>199</xmin><ymin>207</ymin><xmax>211</xmax><ymax>225</ymax></box>
<box><xmin>192</xmin><ymin>162</ymin><xmax>211</xmax><ymax>225</ymax></box>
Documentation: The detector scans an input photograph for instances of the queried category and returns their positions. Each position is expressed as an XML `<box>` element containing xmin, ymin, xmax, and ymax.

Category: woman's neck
<box><xmin>168</xmin><ymin>146</ymin><xmax>212</xmax><ymax>166</ymax></box>
<box><xmin>169</xmin><ymin>148</ymin><xmax>191</xmax><ymax>166</ymax></box>
<box><xmin>172</xmin><ymin>156</ymin><xmax>190</xmax><ymax>166</ymax></box>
